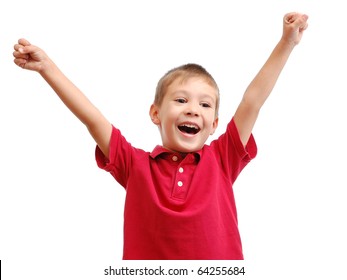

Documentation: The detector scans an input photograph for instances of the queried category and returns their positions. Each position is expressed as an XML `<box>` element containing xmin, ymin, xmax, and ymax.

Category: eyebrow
<box><xmin>172</xmin><ymin>90</ymin><xmax>216</xmax><ymax>102</ymax></box>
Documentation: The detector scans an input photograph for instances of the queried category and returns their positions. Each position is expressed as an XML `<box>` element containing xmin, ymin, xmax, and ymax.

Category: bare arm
<box><xmin>13</xmin><ymin>38</ymin><xmax>112</xmax><ymax>157</ymax></box>
<box><xmin>234</xmin><ymin>13</ymin><xmax>309</xmax><ymax>146</ymax></box>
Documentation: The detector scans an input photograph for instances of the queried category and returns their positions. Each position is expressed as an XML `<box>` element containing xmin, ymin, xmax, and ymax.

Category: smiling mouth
<box><xmin>178</xmin><ymin>123</ymin><xmax>200</xmax><ymax>135</ymax></box>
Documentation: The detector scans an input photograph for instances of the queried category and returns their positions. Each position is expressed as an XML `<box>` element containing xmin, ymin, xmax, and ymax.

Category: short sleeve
<box><xmin>211</xmin><ymin>118</ymin><xmax>257</xmax><ymax>183</ymax></box>
<box><xmin>95</xmin><ymin>126</ymin><xmax>132</xmax><ymax>188</ymax></box>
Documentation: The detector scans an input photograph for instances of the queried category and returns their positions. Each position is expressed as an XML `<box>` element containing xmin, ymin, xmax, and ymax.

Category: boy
<box><xmin>13</xmin><ymin>12</ymin><xmax>308</xmax><ymax>259</ymax></box>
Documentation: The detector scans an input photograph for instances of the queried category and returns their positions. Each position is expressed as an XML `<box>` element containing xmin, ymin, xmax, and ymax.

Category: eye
<box><xmin>201</xmin><ymin>102</ymin><xmax>211</xmax><ymax>108</ymax></box>
<box><xmin>175</xmin><ymin>98</ymin><xmax>186</xmax><ymax>104</ymax></box>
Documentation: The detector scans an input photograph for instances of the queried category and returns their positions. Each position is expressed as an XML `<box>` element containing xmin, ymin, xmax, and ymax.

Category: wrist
<box><xmin>39</xmin><ymin>57</ymin><xmax>56</xmax><ymax>76</ymax></box>
<box><xmin>277</xmin><ymin>38</ymin><xmax>296</xmax><ymax>53</ymax></box>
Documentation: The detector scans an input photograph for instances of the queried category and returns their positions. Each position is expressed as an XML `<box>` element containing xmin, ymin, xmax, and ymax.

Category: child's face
<box><xmin>150</xmin><ymin>77</ymin><xmax>219</xmax><ymax>153</ymax></box>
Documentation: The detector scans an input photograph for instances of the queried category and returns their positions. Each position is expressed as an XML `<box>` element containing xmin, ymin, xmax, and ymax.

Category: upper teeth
<box><xmin>182</xmin><ymin>124</ymin><xmax>198</xmax><ymax>129</ymax></box>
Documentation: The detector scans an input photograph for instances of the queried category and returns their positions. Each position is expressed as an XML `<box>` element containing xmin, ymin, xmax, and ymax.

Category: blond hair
<box><xmin>154</xmin><ymin>63</ymin><xmax>220</xmax><ymax>116</ymax></box>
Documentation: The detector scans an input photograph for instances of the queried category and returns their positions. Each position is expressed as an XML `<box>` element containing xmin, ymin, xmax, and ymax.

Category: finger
<box><xmin>13</xmin><ymin>50</ymin><xmax>29</xmax><ymax>60</ymax></box>
<box><xmin>284</xmin><ymin>12</ymin><xmax>297</xmax><ymax>24</ymax></box>
<box><xmin>13</xmin><ymin>43</ymin><xmax>29</xmax><ymax>54</ymax></box>
<box><xmin>13</xmin><ymin>43</ymin><xmax>26</xmax><ymax>52</ymax></box>
<box><xmin>19</xmin><ymin>44</ymin><xmax>37</xmax><ymax>54</ymax></box>
<box><xmin>13</xmin><ymin>58</ymin><xmax>28</xmax><ymax>68</ymax></box>
<box><xmin>299</xmin><ymin>21</ymin><xmax>309</xmax><ymax>32</ymax></box>
<box><xmin>293</xmin><ymin>14</ymin><xmax>308</xmax><ymax>33</ymax></box>
<box><xmin>284</xmin><ymin>12</ymin><xmax>308</xmax><ymax>25</ymax></box>
<box><xmin>18</xmin><ymin>38</ymin><xmax>31</xmax><ymax>47</ymax></box>
<box><xmin>14</xmin><ymin>43</ymin><xmax>23</xmax><ymax>51</ymax></box>
<box><xmin>300</xmin><ymin>15</ymin><xmax>309</xmax><ymax>27</ymax></box>
<box><xmin>14</xmin><ymin>39</ymin><xmax>34</xmax><ymax>54</ymax></box>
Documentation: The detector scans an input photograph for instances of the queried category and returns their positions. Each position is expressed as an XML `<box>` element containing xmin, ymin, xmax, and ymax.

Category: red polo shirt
<box><xmin>95</xmin><ymin>118</ymin><xmax>257</xmax><ymax>260</ymax></box>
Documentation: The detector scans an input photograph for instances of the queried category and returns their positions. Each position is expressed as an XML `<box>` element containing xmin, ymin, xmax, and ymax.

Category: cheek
<box><xmin>205</xmin><ymin>113</ymin><xmax>216</xmax><ymax>125</ymax></box>
<box><xmin>159</xmin><ymin>112</ymin><xmax>176</xmax><ymax>130</ymax></box>
<box><xmin>161</xmin><ymin>106</ymin><xmax>179</xmax><ymax>121</ymax></box>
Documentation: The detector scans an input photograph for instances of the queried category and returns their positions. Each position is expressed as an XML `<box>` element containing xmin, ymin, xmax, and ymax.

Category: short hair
<box><xmin>154</xmin><ymin>63</ymin><xmax>220</xmax><ymax>116</ymax></box>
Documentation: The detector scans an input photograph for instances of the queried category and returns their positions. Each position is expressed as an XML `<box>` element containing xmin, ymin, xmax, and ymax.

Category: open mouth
<box><xmin>178</xmin><ymin>123</ymin><xmax>200</xmax><ymax>135</ymax></box>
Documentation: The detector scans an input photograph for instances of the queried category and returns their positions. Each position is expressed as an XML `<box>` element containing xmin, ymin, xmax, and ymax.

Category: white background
<box><xmin>1</xmin><ymin>0</ymin><xmax>346</xmax><ymax>279</ymax></box>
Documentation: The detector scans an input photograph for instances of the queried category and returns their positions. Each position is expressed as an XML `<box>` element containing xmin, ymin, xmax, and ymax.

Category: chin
<box><xmin>175</xmin><ymin>144</ymin><xmax>203</xmax><ymax>153</ymax></box>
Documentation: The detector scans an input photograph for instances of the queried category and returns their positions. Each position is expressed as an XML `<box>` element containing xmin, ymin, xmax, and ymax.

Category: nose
<box><xmin>184</xmin><ymin>103</ymin><xmax>199</xmax><ymax>117</ymax></box>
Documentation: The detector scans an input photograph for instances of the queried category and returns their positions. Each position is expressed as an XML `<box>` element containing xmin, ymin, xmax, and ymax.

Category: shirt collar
<box><xmin>150</xmin><ymin>145</ymin><xmax>202</xmax><ymax>162</ymax></box>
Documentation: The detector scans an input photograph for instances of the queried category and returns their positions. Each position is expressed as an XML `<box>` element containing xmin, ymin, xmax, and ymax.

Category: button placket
<box><xmin>176</xmin><ymin>165</ymin><xmax>184</xmax><ymax>188</ymax></box>
<box><xmin>177</xmin><ymin>167</ymin><xmax>184</xmax><ymax>187</ymax></box>
<box><xmin>172</xmin><ymin>162</ymin><xmax>186</xmax><ymax>199</ymax></box>
<box><xmin>170</xmin><ymin>153</ymin><xmax>197</xmax><ymax>200</ymax></box>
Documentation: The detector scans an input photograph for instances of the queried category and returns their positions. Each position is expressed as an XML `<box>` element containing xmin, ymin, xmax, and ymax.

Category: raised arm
<box><xmin>13</xmin><ymin>38</ymin><xmax>112</xmax><ymax>157</ymax></box>
<box><xmin>233</xmin><ymin>12</ymin><xmax>309</xmax><ymax>146</ymax></box>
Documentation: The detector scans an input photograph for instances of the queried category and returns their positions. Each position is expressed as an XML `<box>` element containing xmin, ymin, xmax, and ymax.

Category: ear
<box><xmin>210</xmin><ymin>117</ymin><xmax>219</xmax><ymax>135</ymax></box>
<box><xmin>149</xmin><ymin>104</ymin><xmax>161</xmax><ymax>125</ymax></box>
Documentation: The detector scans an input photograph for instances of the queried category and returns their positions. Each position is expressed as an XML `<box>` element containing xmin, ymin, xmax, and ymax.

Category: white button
<box><xmin>179</xmin><ymin>167</ymin><xmax>184</xmax><ymax>173</ymax></box>
<box><xmin>177</xmin><ymin>181</ymin><xmax>183</xmax><ymax>187</ymax></box>
<box><xmin>172</xmin><ymin>156</ymin><xmax>178</xmax><ymax>161</ymax></box>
